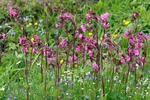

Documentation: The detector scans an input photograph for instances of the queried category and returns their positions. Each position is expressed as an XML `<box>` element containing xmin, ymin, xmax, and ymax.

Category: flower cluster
<box><xmin>55</xmin><ymin>9</ymin><xmax>74</xmax><ymax>28</ymax></box>
<box><xmin>86</xmin><ymin>10</ymin><xmax>110</xmax><ymax>28</ymax></box>
<box><xmin>19</xmin><ymin>35</ymin><xmax>42</xmax><ymax>53</ymax></box>
<box><xmin>119</xmin><ymin>30</ymin><xmax>148</xmax><ymax>66</ymax></box>
<box><xmin>76</xmin><ymin>35</ymin><xmax>97</xmax><ymax>61</ymax></box>
<box><xmin>8</xmin><ymin>7</ymin><xmax>19</xmax><ymax>18</ymax></box>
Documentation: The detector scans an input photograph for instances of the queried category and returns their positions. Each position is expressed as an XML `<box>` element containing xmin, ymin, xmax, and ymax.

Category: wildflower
<box><xmin>123</xmin><ymin>20</ymin><xmax>130</xmax><ymax>25</ymax></box>
<box><xmin>60</xmin><ymin>59</ymin><xmax>63</xmax><ymax>64</ymax></box>
<box><xmin>122</xmin><ymin>60</ymin><xmax>126</xmax><ymax>64</ymax></box>
<box><xmin>134</xmin><ymin>49</ymin><xmax>139</xmax><ymax>55</ymax></box>
<box><xmin>86</xmin><ymin>12</ymin><xmax>90</xmax><ymax>20</ymax></box>
<box><xmin>8</xmin><ymin>7</ymin><xmax>16</xmax><ymax>17</ymax></box>
<box><xmin>34</xmin><ymin>22</ymin><xmax>38</xmax><ymax>26</ymax></box>
<box><xmin>22</xmin><ymin>47</ymin><xmax>28</xmax><ymax>53</ymax></box>
<box><xmin>31</xmin><ymin>38</ymin><xmax>34</xmax><ymax>41</ymax></box>
<box><xmin>49</xmin><ymin>58</ymin><xmax>53</xmax><ymax>64</ymax></box>
<box><xmin>74</xmin><ymin>64</ymin><xmax>78</xmax><ymax>68</ymax></box>
<box><xmin>125</xmin><ymin>56</ymin><xmax>130</xmax><ymax>61</ymax></box>
<box><xmin>89</xmin><ymin>68</ymin><xmax>93</xmax><ymax>71</ymax></box>
<box><xmin>86</xmin><ymin>96</ymin><xmax>89</xmax><ymax>99</ymax></box>
<box><xmin>131</xmin><ymin>12</ymin><xmax>139</xmax><ymax>20</ymax></box>
<box><xmin>113</xmin><ymin>34</ymin><xmax>118</xmax><ymax>38</ymax></box>
<box><xmin>2</xmin><ymin>33</ymin><xmax>6</xmax><ymax>39</ymax></box>
<box><xmin>80</xmin><ymin>25</ymin><xmax>86</xmax><ymax>32</ymax></box>
<box><xmin>120</xmin><ymin>52</ymin><xmax>124</xmax><ymax>55</ymax></box>
<box><xmin>88</xmin><ymin>33</ymin><xmax>93</xmax><ymax>36</ymax></box>
<box><xmin>29</xmin><ymin>23</ymin><xmax>32</xmax><ymax>26</ymax></box>
<box><xmin>79</xmin><ymin>34</ymin><xmax>83</xmax><ymax>38</ymax></box>
<box><xmin>101</xmin><ymin>13</ymin><xmax>109</xmax><ymax>21</ymax></box>
<box><xmin>100</xmin><ymin>37</ymin><xmax>102</xmax><ymax>40</ymax></box>
<box><xmin>5</xmin><ymin>23</ymin><xmax>8</xmax><ymax>26</ymax></box>
<box><xmin>39</xmin><ymin>19</ymin><xmax>43</xmax><ymax>23</ymax></box>
<box><xmin>56</xmin><ymin>24</ymin><xmax>59</xmax><ymax>28</ymax></box>
<box><xmin>68</xmin><ymin>13</ymin><xmax>72</xmax><ymax>18</ymax></box>
<box><xmin>29</xmin><ymin>48</ymin><xmax>32</xmax><ymax>50</ymax></box>
<box><xmin>68</xmin><ymin>95</ymin><xmax>71</xmax><ymax>98</ymax></box>
<box><xmin>0</xmin><ymin>87</ymin><xmax>4</xmax><ymax>91</ymax></box>
<box><xmin>92</xmin><ymin>63</ymin><xmax>99</xmax><ymax>70</ymax></box>
<box><xmin>34</xmin><ymin>35</ymin><xmax>38</xmax><ymax>39</ymax></box>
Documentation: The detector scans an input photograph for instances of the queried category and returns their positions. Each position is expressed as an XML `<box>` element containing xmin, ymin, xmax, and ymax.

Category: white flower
<box><xmin>0</xmin><ymin>87</ymin><xmax>4</xmax><ymax>91</ymax></box>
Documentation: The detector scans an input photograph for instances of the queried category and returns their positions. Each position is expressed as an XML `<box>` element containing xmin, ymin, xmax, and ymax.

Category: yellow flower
<box><xmin>74</xmin><ymin>64</ymin><xmax>78</xmax><ymax>68</ymax></box>
<box><xmin>65</xmin><ymin>54</ymin><xmax>67</xmax><ymax>56</ymax></box>
<box><xmin>60</xmin><ymin>59</ymin><xmax>63</xmax><ymax>64</ymax></box>
<box><xmin>34</xmin><ymin>22</ymin><xmax>38</xmax><ymax>26</ymax></box>
<box><xmin>113</xmin><ymin>34</ymin><xmax>118</xmax><ymax>38</ymax></box>
<box><xmin>31</xmin><ymin>38</ymin><xmax>34</xmax><ymax>41</ymax></box>
<box><xmin>88</xmin><ymin>33</ymin><xmax>93</xmax><ymax>36</ymax></box>
<box><xmin>29</xmin><ymin>47</ymin><xmax>32</xmax><ymax>50</ymax></box>
<box><xmin>40</xmin><ymin>48</ymin><xmax>42</xmax><ymax>50</ymax></box>
<box><xmin>100</xmin><ymin>37</ymin><xmax>102</xmax><ymax>40</ymax></box>
<box><xmin>29</xmin><ymin>23</ymin><xmax>32</xmax><ymax>26</ymax></box>
<box><xmin>123</xmin><ymin>20</ymin><xmax>130</xmax><ymax>25</ymax></box>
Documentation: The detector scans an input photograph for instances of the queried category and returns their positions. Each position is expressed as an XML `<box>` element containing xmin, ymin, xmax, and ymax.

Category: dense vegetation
<box><xmin>0</xmin><ymin>0</ymin><xmax>150</xmax><ymax>100</ymax></box>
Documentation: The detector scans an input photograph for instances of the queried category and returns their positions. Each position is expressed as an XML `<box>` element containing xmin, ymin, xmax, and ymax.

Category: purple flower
<box><xmin>68</xmin><ymin>95</ymin><xmax>71</xmax><ymax>98</ymax></box>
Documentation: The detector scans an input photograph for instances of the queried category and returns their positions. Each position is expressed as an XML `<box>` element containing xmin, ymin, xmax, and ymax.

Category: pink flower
<box><xmin>92</xmin><ymin>63</ymin><xmax>99</xmax><ymax>70</ymax></box>
<box><xmin>86</xmin><ymin>13</ymin><xmax>90</xmax><ymax>20</ymax></box>
<box><xmin>122</xmin><ymin>60</ymin><xmax>126</xmax><ymax>64</ymax></box>
<box><xmin>135</xmin><ymin>39</ymin><xmax>140</xmax><ymax>42</ymax></box>
<box><xmin>120</xmin><ymin>52</ymin><xmax>124</xmax><ymax>55</ymax></box>
<box><xmin>68</xmin><ymin>55</ymin><xmax>78</xmax><ymax>62</ymax></box>
<box><xmin>79</xmin><ymin>34</ymin><xmax>83</xmax><ymax>38</ymax></box>
<box><xmin>139</xmin><ymin>43</ymin><xmax>144</xmax><ymax>47</ymax></box>
<box><xmin>89</xmin><ymin>68</ymin><xmax>93</xmax><ymax>70</ymax></box>
<box><xmin>101</xmin><ymin>13</ymin><xmax>109</xmax><ymax>21</ymax></box>
<box><xmin>75</xmin><ymin>30</ymin><xmax>79</xmax><ymax>37</ymax></box>
<box><xmin>129</xmin><ymin>39</ymin><xmax>133</xmax><ymax>42</ymax></box>
<box><xmin>125</xmin><ymin>56</ymin><xmax>130</xmax><ymax>61</ymax></box>
<box><xmin>63</xmin><ymin>13</ymin><xmax>68</xmax><ymax>18</ymax></box>
<box><xmin>58</xmin><ymin>15</ymin><xmax>62</xmax><ymax>18</ymax></box>
<box><xmin>22</xmin><ymin>47</ymin><xmax>28</xmax><ymax>53</ymax></box>
<box><xmin>84</xmin><ymin>44</ymin><xmax>88</xmax><ymax>51</ymax></box>
<box><xmin>80</xmin><ymin>25</ymin><xmax>86</xmax><ymax>32</ymax></box>
<box><xmin>74</xmin><ymin>55</ymin><xmax>78</xmax><ymax>61</ymax></box>
<box><xmin>134</xmin><ymin>49</ymin><xmax>139</xmax><ymax>55</ymax></box>
<box><xmin>124</xmin><ymin>32</ymin><xmax>128</xmax><ymax>37</ymax></box>
<box><xmin>121</xmin><ymin>57</ymin><xmax>124</xmax><ymax>60</ymax></box>
<box><xmin>128</xmin><ymin>48</ymin><xmax>132</xmax><ymax>53</ymax></box>
<box><xmin>148</xmin><ymin>70</ymin><xmax>150</xmax><ymax>73</ymax></box>
<box><xmin>56</xmin><ymin>24</ymin><xmax>59</xmax><ymax>28</ymax></box>
<box><xmin>68</xmin><ymin>13</ymin><xmax>72</xmax><ymax>18</ymax></box>
<box><xmin>35</xmin><ymin>49</ymin><xmax>39</xmax><ymax>54</ymax></box>
<box><xmin>2</xmin><ymin>33</ymin><xmax>5</xmax><ymax>39</ymax></box>
<box><xmin>34</xmin><ymin>35</ymin><xmax>38</xmax><ymax>39</ymax></box>
<box><xmin>8</xmin><ymin>7</ymin><xmax>16</xmax><ymax>17</ymax></box>
<box><xmin>103</xmin><ymin>22</ymin><xmax>109</xmax><ymax>28</ymax></box>
<box><xmin>48</xmin><ymin>58</ymin><xmax>53</xmax><ymax>64</ymax></box>
<box><xmin>19</xmin><ymin>37</ymin><xmax>22</xmax><ymax>43</ymax></box>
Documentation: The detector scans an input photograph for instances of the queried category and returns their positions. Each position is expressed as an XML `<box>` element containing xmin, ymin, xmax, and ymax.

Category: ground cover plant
<box><xmin>0</xmin><ymin>0</ymin><xmax>150</xmax><ymax>100</ymax></box>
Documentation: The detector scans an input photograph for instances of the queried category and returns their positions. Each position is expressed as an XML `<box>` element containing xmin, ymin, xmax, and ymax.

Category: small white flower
<box><xmin>0</xmin><ymin>87</ymin><xmax>4</xmax><ymax>91</ymax></box>
<box><xmin>16</xmin><ymin>61</ymin><xmax>21</xmax><ymax>64</ymax></box>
